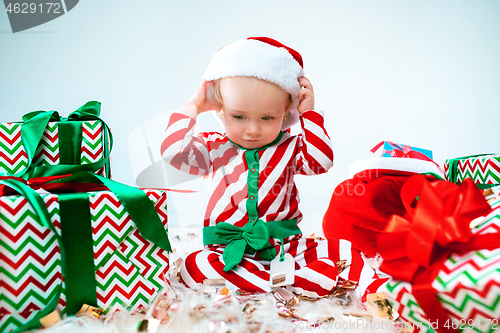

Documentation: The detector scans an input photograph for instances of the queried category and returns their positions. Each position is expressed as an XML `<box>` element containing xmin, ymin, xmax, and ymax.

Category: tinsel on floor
<box><xmin>31</xmin><ymin>228</ymin><xmax>407</xmax><ymax>333</ymax></box>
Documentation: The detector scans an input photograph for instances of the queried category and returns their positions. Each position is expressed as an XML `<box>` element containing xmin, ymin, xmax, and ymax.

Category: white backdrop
<box><xmin>1</xmin><ymin>0</ymin><xmax>499</xmax><ymax>234</ymax></box>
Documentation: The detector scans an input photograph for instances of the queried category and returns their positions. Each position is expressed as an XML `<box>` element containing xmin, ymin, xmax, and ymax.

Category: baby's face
<box><xmin>220</xmin><ymin>77</ymin><xmax>289</xmax><ymax>150</ymax></box>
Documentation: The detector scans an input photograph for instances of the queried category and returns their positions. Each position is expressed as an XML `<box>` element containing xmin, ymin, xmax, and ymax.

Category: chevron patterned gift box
<box><xmin>0</xmin><ymin>101</ymin><xmax>111</xmax><ymax>179</ymax></box>
<box><xmin>444</xmin><ymin>154</ymin><xmax>500</xmax><ymax>189</ymax></box>
<box><xmin>381</xmin><ymin>197</ymin><xmax>500</xmax><ymax>333</ymax></box>
<box><xmin>0</xmin><ymin>186</ymin><xmax>170</xmax><ymax>333</ymax></box>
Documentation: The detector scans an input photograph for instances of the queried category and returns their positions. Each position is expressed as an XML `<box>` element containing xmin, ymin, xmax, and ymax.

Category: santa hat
<box><xmin>323</xmin><ymin>151</ymin><xmax>444</xmax><ymax>258</ymax></box>
<box><xmin>203</xmin><ymin>37</ymin><xmax>305</xmax><ymax>129</ymax></box>
<box><xmin>348</xmin><ymin>157</ymin><xmax>444</xmax><ymax>179</ymax></box>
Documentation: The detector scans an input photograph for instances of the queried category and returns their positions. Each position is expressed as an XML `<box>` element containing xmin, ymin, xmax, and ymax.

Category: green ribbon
<box><xmin>203</xmin><ymin>219</ymin><xmax>301</xmax><ymax>271</ymax></box>
<box><xmin>59</xmin><ymin>192</ymin><xmax>98</xmax><ymax>315</ymax></box>
<box><xmin>447</xmin><ymin>154</ymin><xmax>499</xmax><ymax>189</ymax></box>
<box><xmin>57</xmin><ymin>121</ymin><xmax>82</xmax><ymax>165</ymax></box>
<box><xmin>1</xmin><ymin>171</ymin><xmax>172</xmax><ymax>332</ymax></box>
<box><xmin>0</xmin><ymin>179</ymin><xmax>66</xmax><ymax>333</ymax></box>
<box><xmin>51</xmin><ymin>172</ymin><xmax>172</xmax><ymax>313</ymax></box>
<box><xmin>18</xmin><ymin>101</ymin><xmax>112</xmax><ymax>179</ymax></box>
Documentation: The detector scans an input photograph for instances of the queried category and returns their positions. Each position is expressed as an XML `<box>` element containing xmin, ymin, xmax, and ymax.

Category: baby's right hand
<box><xmin>184</xmin><ymin>79</ymin><xmax>221</xmax><ymax>114</ymax></box>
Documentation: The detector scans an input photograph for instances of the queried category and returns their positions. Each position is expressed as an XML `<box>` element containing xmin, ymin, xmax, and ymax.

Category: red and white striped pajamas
<box><xmin>161</xmin><ymin>110</ymin><xmax>384</xmax><ymax>298</ymax></box>
<box><xmin>180</xmin><ymin>238</ymin><xmax>386</xmax><ymax>299</ymax></box>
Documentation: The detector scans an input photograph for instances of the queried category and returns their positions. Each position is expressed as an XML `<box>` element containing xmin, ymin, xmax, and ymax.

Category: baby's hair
<box><xmin>213</xmin><ymin>78</ymin><xmax>293</xmax><ymax>109</ymax></box>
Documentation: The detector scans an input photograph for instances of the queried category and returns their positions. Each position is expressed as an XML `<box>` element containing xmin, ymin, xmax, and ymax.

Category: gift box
<box><xmin>371</xmin><ymin>141</ymin><xmax>433</xmax><ymax>160</ymax></box>
<box><xmin>378</xmin><ymin>176</ymin><xmax>499</xmax><ymax>333</ymax></box>
<box><xmin>0</xmin><ymin>101</ymin><xmax>111</xmax><ymax>179</ymax></box>
<box><xmin>0</xmin><ymin>174</ymin><xmax>171</xmax><ymax>333</ymax></box>
<box><xmin>444</xmin><ymin>154</ymin><xmax>500</xmax><ymax>188</ymax></box>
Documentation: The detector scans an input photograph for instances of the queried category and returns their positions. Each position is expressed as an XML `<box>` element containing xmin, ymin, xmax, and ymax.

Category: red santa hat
<box><xmin>203</xmin><ymin>37</ymin><xmax>305</xmax><ymax>129</ymax></box>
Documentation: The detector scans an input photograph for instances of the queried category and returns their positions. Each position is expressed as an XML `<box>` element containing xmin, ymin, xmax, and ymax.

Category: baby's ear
<box><xmin>205</xmin><ymin>81</ymin><xmax>216</xmax><ymax>105</ymax></box>
<box><xmin>213</xmin><ymin>102</ymin><xmax>222</xmax><ymax>113</ymax></box>
<box><xmin>217</xmin><ymin>109</ymin><xmax>226</xmax><ymax>126</ymax></box>
<box><xmin>206</xmin><ymin>80</ymin><xmax>222</xmax><ymax>112</ymax></box>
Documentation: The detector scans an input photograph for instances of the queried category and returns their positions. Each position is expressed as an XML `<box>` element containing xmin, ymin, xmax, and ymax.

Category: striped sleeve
<box><xmin>294</xmin><ymin>110</ymin><xmax>334</xmax><ymax>175</ymax></box>
<box><xmin>160</xmin><ymin>112</ymin><xmax>212</xmax><ymax>178</ymax></box>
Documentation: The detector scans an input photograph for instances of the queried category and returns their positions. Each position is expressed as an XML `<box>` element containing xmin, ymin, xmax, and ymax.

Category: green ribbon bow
<box><xmin>214</xmin><ymin>220</ymin><xmax>270</xmax><ymax>271</ymax></box>
<box><xmin>18</xmin><ymin>101</ymin><xmax>112</xmax><ymax>179</ymax></box>
<box><xmin>204</xmin><ymin>219</ymin><xmax>301</xmax><ymax>272</ymax></box>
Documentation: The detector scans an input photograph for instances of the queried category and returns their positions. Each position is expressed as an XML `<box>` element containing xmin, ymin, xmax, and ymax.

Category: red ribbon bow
<box><xmin>0</xmin><ymin>174</ymin><xmax>108</xmax><ymax>196</ymax></box>
<box><xmin>0</xmin><ymin>174</ymin><xmax>197</xmax><ymax>197</ymax></box>
<box><xmin>378</xmin><ymin>175</ymin><xmax>498</xmax><ymax>333</ymax></box>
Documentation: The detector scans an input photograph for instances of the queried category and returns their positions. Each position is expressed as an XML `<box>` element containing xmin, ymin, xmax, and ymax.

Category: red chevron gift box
<box><xmin>0</xmin><ymin>101</ymin><xmax>111</xmax><ymax>179</ymax></box>
<box><xmin>445</xmin><ymin>154</ymin><xmax>500</xmax><ymax>189</ymax></box>
<box><xmin>0</xmin><ymin>173</ymin><xmax>171</xmax><ymax>333</ymax></box>
<box><xmin>377</xmin><ymin>176</ymin><xmax>499</xmax><ymax>333</ymax></box>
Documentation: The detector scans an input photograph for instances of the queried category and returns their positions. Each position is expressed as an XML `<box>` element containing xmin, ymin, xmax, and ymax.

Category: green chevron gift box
<box><xmin>444</xmin><ymin>154</ymin><xmax>500</xmax><ymax>189</ymax></box>
<box><xmin>0</xmin><ymin>101</ymin><xmax>112</xmax><ymax>179</ymax></box>
<box><xmin>378</xmin><ymin>178</ymin><xmax>500</xmax><ymax>333</ymax></box>
<box><xmin>0</xmin><ymin>173</ymin><xmax>171</xmax><ymax>333</ymax></box>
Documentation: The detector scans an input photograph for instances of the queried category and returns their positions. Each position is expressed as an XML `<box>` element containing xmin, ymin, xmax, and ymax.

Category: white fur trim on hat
<box><xmin>348</xmin><ymin>157</ymin><xmax>444</xmax><ymax>179</ymax></box>
<box><xmin>203</xmin><ymin>38</ymin><xmax>304</xmax><ymax>129</ymax></box>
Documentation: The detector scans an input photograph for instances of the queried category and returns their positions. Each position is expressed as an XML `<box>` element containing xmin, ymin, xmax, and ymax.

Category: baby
<box><xmin>161</xmin><ymin>37</ymin><xmax>383</xmax><ymax>298</ymax></box>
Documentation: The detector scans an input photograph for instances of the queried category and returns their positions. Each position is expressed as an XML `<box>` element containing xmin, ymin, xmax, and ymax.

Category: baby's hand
<box><xmin>297</xmin><ymin>77</ymin><xmax>314</xmax><ymax>114</ymax></box>
<box><xmin>184</xmin><ymin>79</ymin><xmax>221</xmax><ymax>115</ymax></box>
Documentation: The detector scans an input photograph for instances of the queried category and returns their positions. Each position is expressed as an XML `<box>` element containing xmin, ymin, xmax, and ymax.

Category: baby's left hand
<box><xmin>297</xmin><ymin>77</ymin><xmax>314</xmax><ymax>114</ymax></box>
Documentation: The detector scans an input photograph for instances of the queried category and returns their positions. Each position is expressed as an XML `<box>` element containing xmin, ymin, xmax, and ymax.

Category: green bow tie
<box><xmin>16</xmin><ymin>101</ymin><xmax>113</xmax><ymax>179</ymax></box>
<box><xmin>203</xmin><ymin>219</ymin><xmax>301</xmax><ymax>271</ymax></box>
